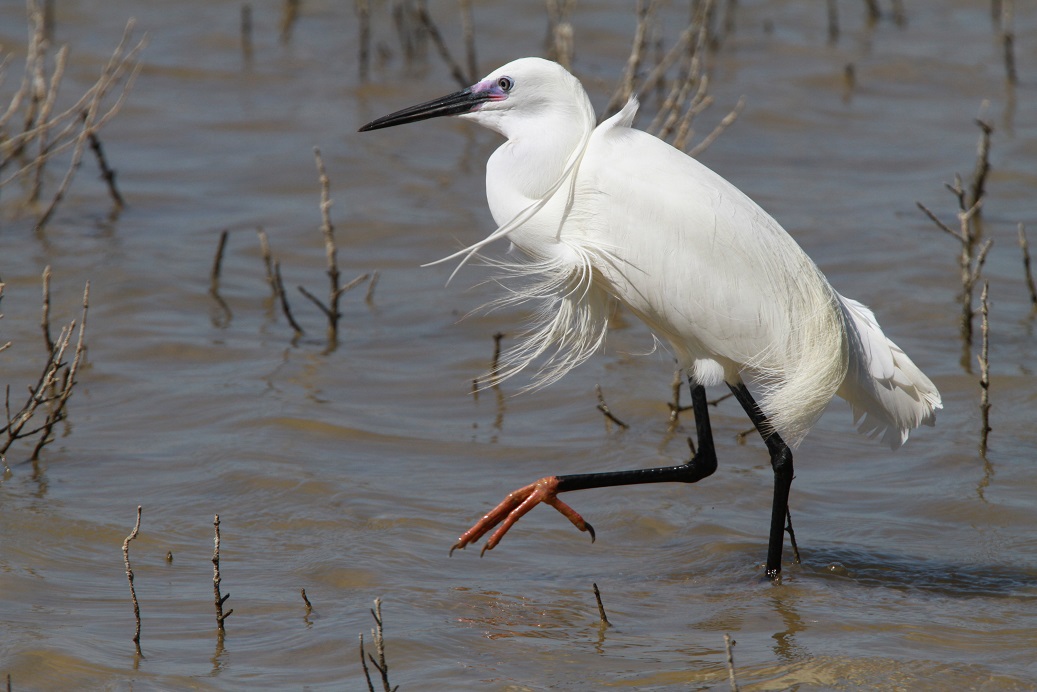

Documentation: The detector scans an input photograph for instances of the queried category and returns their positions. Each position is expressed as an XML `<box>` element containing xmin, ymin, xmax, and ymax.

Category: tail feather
<box><xmin>836</xmin><ymin>296</ymin><xmax>942</xmax><ymax>449</ymax></box>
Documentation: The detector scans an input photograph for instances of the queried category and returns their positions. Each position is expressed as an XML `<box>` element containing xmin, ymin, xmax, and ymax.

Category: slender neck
<box><xmin>481</xmin><ymin>95</ymin><xmax>596</xmax><ymax>228</ymax></box>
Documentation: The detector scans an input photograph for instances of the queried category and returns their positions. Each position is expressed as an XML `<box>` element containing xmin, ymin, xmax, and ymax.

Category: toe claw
<box><xmin>586</xmin><ymin>521</ymin><xmax>596</xmax><ymax>543</ymax></box>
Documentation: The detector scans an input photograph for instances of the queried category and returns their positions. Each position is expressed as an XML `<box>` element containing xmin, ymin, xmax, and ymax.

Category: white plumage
<box><xmin>360</xmin><ymin>57</ymin><xmax>942</xmax><ymax>575</ymax></box>
<box><xmin>440</xmin><ymin>57</ymin><xmax>940</xmax><ymax>447</ymax></box>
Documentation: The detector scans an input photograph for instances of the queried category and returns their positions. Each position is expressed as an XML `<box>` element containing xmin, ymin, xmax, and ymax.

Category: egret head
<box><xmin>359</xmin><ymin>58</ymin><xmax>594</xmax><ymax>139</ymax></box>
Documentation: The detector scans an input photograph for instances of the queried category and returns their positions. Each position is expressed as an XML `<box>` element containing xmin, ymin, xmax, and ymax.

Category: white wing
<box><xmin>573</xmin><ymin>111</ymin><xmax>847</xmax><ymax>442</ymax></box>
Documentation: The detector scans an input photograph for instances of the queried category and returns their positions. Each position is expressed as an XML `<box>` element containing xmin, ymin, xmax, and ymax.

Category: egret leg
<box><xmin>727</xmin><ymin>382</ymin><xmax>793</xmax><ymax>580</ymax></box>
<box><xmin>451</xmin><ymin>384</ymin><xmax>718</xmax><ymax>555</ymax></box>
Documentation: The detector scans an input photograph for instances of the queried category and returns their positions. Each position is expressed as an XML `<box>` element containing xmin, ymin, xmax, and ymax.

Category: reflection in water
<box><xmin>768</xmin><ymin>587</ymin><xmax>808</xmax><ymax>665</ymax></box>
<box><xmin>803</xmin><ymin>547</ymin><xmax>1037</xmax><ymax>598</ymax></box>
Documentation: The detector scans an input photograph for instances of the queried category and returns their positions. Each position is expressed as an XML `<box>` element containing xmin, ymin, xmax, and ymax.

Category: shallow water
<box><xmin>1</xmin><ymin>0</ymin><xmax>1036</xmax><ymax>689</ymax></box>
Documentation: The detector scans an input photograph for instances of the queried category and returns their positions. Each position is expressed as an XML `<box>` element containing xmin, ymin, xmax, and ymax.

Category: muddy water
<box><xmin>1</xmin><ymin>0</ymin><xmax>1036</xmax><ymax>689</ymax></box>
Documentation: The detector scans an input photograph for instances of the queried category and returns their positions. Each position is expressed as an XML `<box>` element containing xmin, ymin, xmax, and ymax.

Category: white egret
<box><xmin>359</xmin><ymin>57</ymin><xmax>941</xmax><ymax>578</ymax></box>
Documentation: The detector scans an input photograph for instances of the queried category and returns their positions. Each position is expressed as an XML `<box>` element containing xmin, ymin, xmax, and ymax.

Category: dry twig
<box><xmin>595</xmin><ymin>384</ymin><xmax>629</xmax><ymax>430</ymax></box>
<box><xmin>686</xmin><ymin>96</ymin><xmax>744</xmax><ymax>158</ymax></box>
<box><xmin>208</xmin><ymin>230</ymin><xmax>231</xmax><ymax>326</ymax></box>
<box><xmin>545</xmin><ymin>0</ymin><xmax>575</xmax><ymax>70</ymax></box>
<box><xmin>1017</xmin><ymin>223</ymin><xmax>1037</xmax><ymax>309</ymax></box>
<box><xmin>365</xmin><ymin>270</ymin><xmax>380</xmax><ymax>304</ymax></box>
<box><xmin>30</xmin><ymin>280</ymin><xmax>88</xmax><ymax>460</ymax></box>
<box><xmin>298</xmin><ymin>148</ymin><xmax>370</xmax><ymax>346</ymax></box>
<box><xmin>257</xmin><ymin>228</ymin><xmax>277</xmax><ymax>297</ymax></box>
<box><xmin>212</xmin><ymin>514</ymin><xmax>233</xmax><ymax>631</ymax></box>
<box><xmin>414</xmin><ymin>0</ymin><xmax>469</xmax><ymax>88</ymax></box>
<box><xmin>122</xmin><ymin>505</ymin><xmax>143</xmax><ymax>657</ymax></box>
<box><xmin>0</xmin><ymin>282</ymin><xmax>9</xmax><ymax>359</ymax></box>
<box><xmin>592</xmin><ymin>582</ymin><xmax>611</xmax><ymax>627</ymax></box>
<box><xmin>40</xmin><ymin>265</ymin><xmax>54</xmax><ymax>353</ymax></box>
<box><xmin>360</xmin><ymin>633</ymin><xmax>375</xmax><ymax>692</ymax></box>
<box><xmin>916</xmin><ymin>116</ymin><xmax>995</xmax><ymax>366</ymax></box>
<box><xmin>360</xmin><ymin>598</ymin><xmax>397</xmax><ymax>692</ymax></box>
<box><xmin>785</xmin><ymin>508</ymin><xmax>801</xmax><ymax>565</ymax></box>
<box><xmin>280</xmin><ymin>0</ymin><xmax>300</xmax><ymax>45</ymax></box>
<box><xmin>724</xmin><ymin>634</ymin><xmax>740</xmax><ymax>691</ymax></box>
<box><xmin>667</xmin><ymin>368</ymin><xmax>684</xmax><ymax>424</ymax></box>
<box><xmin>459</xmin><ymin>0</ymin><xmax>477</xmax><ymax>83</ymax></box>
<box><xmin>274</xmin><ymin>261</ymin><xmax>304</xmax><ymax>337</ymax></box>
<box><xmin>978</xmin><ymin>282</ymin><xmax>991</xmax><ymax>456</ymax></box>
<box><xmin>490</xmin><ymin>331</ymin><xmax>503</xmax><ymax>384</ymax></box>
<box><xmin>968</xmin><ymin>118</ymin><xmax>993</xmax><ymax>217</ymax></box>
<box><xmin>87</xmin><ymin>128</ymin><xmax>125</xmax><ymax>208</ymax></box>
<box><xmin>315</xmin><ymin>147</ymin><xmax>340</xmax><ymax>332</ymax></box>
<box><xmin>0</xmin><ymin>15</ymin><xmax>146</xmax><ymax>232</ymax></box>
<box><xmin>472</xmin><ymin>331</ymin><xmax>504</xmax><ymax>391</ymax></box>
<box><xmin>210</xmin><ymin>230</ymin><xmax>229</xmax><ymax>296</ymax></box>
<box><xmin>605</xmin><ymin>0</ymin><xmax>657</xmax><ymax>116</ymax></box>
<box><xmin>1000</xmin><ymin>0</ymin><xmax>1017</xmax><ymax>85</ymax></box>
<box><xmin>391</xmin><ymin>0</ymin><xmax>425</xmax><ymax>66</ymax></box>
<box><xmin>1</xmin><ymin>272</ymin><xmax>89</xmax><ymax>461</ymax></box>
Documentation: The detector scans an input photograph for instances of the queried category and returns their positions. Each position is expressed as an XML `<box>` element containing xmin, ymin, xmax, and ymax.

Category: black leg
<box><xmin>555</xmin><ymin>383</ymin><xmax>717</xmax><ymax>492</ymax></box>
<box><xmin>453</xmin><ymin>382</ymin><xmax>795</xmax><ymax>579</ymax></box>
<box><xmin>451</xmin><ymin>384</ymin><xmax>719</xmax><ymax>554</ymax></box>
<box><xmin>727</xmin><ymin>382</ymin><xmax>794</xmax><ymax>580</ymax></box>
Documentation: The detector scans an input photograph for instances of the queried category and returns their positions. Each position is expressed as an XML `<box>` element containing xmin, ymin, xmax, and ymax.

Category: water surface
<box><xmin>1</xmin><ymin>1</ymin><xmax>1036</xmax><ymax>689</ymax></box>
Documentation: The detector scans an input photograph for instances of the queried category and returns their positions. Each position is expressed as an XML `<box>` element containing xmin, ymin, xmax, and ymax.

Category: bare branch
<box><xmin>212</xmin><ymin>514</ymin><xmax>233</xmax><ymax>630</ymax></box>
<box><xmin>1000</xmin><ymin>0</ymin><xmax>1017</xmax><ymax>85</ymax></box>
<box><xmin>686</xmin><ymin>95</ymin><xmax>745</xmax><ymax>157</ymax></box>
<box><xmin>978</xmin><ymin>282</ymin><xmax>991</xmax><ymax>457</ymax></box>
<box><xmin>459</xmin><ymin>0</ymin><xmax>477</xmax><ymax>83</ymax></box>
<box><xmin>275</xmin><ymin>262</ymin><xmax>304</xmax><ymax>336</ymax></box>
<box><xmin>592</xmin><ymin>583</ymin><xmax>611</xmax><ymax>627</ymax></box>
<box><xmin>313</xmin><ymin>147</ymin><xmax>342</xmax><ymax>342</ymax></box>
<box><xmin>87</xmin><ymin>129</ymin><xmax>125</xmax><ymax>208</ymax></box>
<box><xmin>257</xmin><ymin>228</ymin><xmax>277</xmax><ymax>298</ymax></box>
<box><xmin>415</xmin><ymin>0</ymin><xmax>469</xmax><ymax>88</ymax></box>
<box><xmin>122</xmin><ymin>505</ymin><xmax>143</xmax><ymax>657</ymax></box>
<box><xmin>209</xmin><ymin>230</ymin><xmax>229</xmax><ymax>296</ymax></box>
<box><xmin>724</xmin><ymin>634</ymin><xmax>740</xmax><ymax>691</ymax></box>
<box><xmin>606</xmin><ymin>0</ymin><xmax>657</xmax><ymax>116</ymax></box>
<box><xmin>967</xmin><ymin>118</ymin><xmax>993</xmax><ymax>214</ymax></box>
<box><xmin>915</xmin><ymin>201</ymin><xmax>964</xmax><ymax>245</ymax></box>
<box><xmin>595</xmin><ymin>384</ymin><xmax>629</xmax><ymax>430</ymax></box>
<box><xmin>31</xmin><ymin>281</ymin><xmax>89</xmax><ymax>460</ymax></box>
<box><xmin>40</xmin><ymin>265</ymin><xmax>54</xmax><ymax>353</ymax></box>
<box><xmin>365</xmin><ymin>270</ymin><xmax>380</xmax><ymax>304</ymax></box>
<box><xmin>1017</xmin><ymin>223</ymin><xmax>1037</xmax><ymax>309</ymax></box>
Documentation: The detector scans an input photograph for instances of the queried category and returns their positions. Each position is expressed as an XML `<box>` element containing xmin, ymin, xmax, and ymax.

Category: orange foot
<box><xmin>450</xmin><ymin>476</ymin><xmax>596</xmax><ymax>556</ymax></box>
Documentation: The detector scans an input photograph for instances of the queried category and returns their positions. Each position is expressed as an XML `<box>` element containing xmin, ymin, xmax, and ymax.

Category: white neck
<box><xmin>465</xmin><ymin>89</ymin><xmax>596</xmax><ymax>231</ymax></box>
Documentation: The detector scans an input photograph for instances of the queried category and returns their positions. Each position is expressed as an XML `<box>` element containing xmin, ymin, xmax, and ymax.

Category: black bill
<box><xmin>359</xmin><ymin>86</ymin><xmax>490</xmax><ymax>132</ymax></box>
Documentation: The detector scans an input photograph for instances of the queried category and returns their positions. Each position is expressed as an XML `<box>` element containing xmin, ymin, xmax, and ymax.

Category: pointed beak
<box><xmin>359</xmin><ymin>86</ymin><xmax>492</xmax><ymax>132</ymax></box>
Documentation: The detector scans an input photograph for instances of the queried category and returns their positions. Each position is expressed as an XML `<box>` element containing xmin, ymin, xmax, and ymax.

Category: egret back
<box><xmin>567</xmin><ymin>108</ymin><xmax>848</xmax><ymax>444</ymax></box>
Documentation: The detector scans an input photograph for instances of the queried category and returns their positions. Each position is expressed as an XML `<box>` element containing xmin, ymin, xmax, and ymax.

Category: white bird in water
<box><xmin>360</xmin><ymin>57</ymin><xmax>941</xmax><ymax>579</ymax></box>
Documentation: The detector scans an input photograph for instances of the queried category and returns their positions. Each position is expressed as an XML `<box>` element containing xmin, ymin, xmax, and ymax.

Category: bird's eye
<box><xmin>496</xmin><ymin>76</ymin><xmax>514</xmax><ymax>92</ymax></box>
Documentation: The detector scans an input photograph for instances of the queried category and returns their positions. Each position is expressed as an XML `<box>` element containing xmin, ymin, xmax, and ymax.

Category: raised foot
<box><xmin>449</xmin><ymin>476</ymin><xmax>595</xmax><ymax>556</ymax></box>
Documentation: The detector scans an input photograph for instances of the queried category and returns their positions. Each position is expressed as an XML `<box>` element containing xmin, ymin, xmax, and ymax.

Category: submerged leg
<box><xmin>451</xmin><ymin>383</ymin><xmax>718</xmax><ymax>555</ymax></box>
<box><xmin>727</xmin><ymin>382</ymin><xmax>794</xmax><ymax>580</ymax></box>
